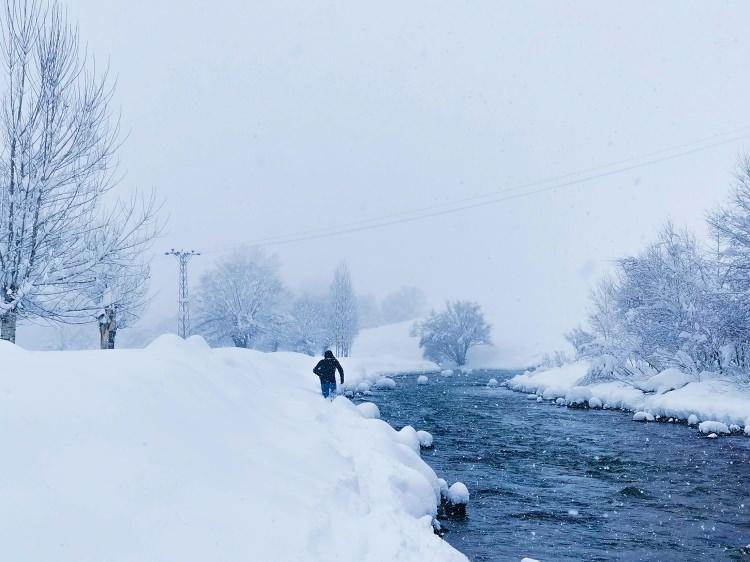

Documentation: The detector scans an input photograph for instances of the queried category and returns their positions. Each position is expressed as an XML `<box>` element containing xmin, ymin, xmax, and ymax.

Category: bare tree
<box><xmin>0</xmin><ymin>1</ymin><xmax>158</xmax><ymax>343</ymax></box>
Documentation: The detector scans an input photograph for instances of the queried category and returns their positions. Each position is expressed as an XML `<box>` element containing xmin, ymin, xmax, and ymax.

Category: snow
<box><xmin>351</xmin><ymin>321</ymin><xmax>425</xmax><ymax>363</ymax></box>
<box><xmin>588</xmin><ymin>397</ymin><xmax>603</xmax><ymax>409</ymax></box>
<box><xmin>441</xmin><ymin>369</ymin><xmax>454</xmax><ymax>376</ymax></box>
<box><xmin>417</xmin><ymin>430</ymin><xmax>434</xmax><ymax>448</ymax></box>
<box><xmin>375</xmin><ymin>377</ymin><xmax>397</xmax><ymax>389</ymax></box>
<box><xmin>507</xmin><ymin>361</ymin><xmax>750</xmax><ymax>434</ymax></box>
<box><xmin>397</xmin><ymin>425</ymin><xmax>422</xmax><ymax>453</ymax></box>
<box><xmin>417</xmin><ymin>375</ymin><xmax>429</xmax><ymax>385</ymax></box>
<box><xmin>447</xmin><ymin>482</ymin><xmax>469</xmax><ymax>505</ymax></box>
<box><xmin>633</xmin><ymin>411</ymin><xmax>655</xmax><ymax>422</ymax></box>
<box><xmin>698</xmin><ymin>421</ymin><xmax>730</xmax><ymax>435</ymax></box>
<box><xmin>486</xmin><ymin>378</ymin><xmax>498</xmax><ymax>387</ymax></box>
<box><xmin>357</xmin><ymin>402</ymin><xmax>381</xmax><ymax>419</ymax></box>
<box><xmin>357</xmin><ymin>381</ymin><xmax>371</xmax><ymax>393</ymax></box>
<box><xmin>0</xmin><ymin>336</ymin><xmax>466</xmax><ymax>562</ymax></box>
<box><xmin>637</xmin><ymin>368</ymin><xmax>696</xmax><ymax>394</ymax></box>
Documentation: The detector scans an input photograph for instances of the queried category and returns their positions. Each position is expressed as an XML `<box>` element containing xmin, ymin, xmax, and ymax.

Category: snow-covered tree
<box><xmin>413</xmin><ymin>300</ymin><xmax>491</xmax><ymax>366</ymax></box>
<box><xmin>380</xmin><ymin>286</ymin><xmax>427</xmax><ymax>324</ymax></box>
<box><xmin>286</xmin><ymin>293</ymin><xmax>330</xmax><ymax>355</ymax></box>
<box><xmin>329</xmin><ymin>261</ymin><xmax>357</xmax><ymax>357</ymax></box>
<box><xmin>0</xmin><ymin>1</ymin><xmax>158</xmax><ymax>343</ymax></box>
<box><xmin>195</xmin><ymin>249</ymin><xmax>284</xmax><ymax>348</ymax></box>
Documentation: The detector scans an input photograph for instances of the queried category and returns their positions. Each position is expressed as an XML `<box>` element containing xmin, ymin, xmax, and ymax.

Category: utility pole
<box><xmin>165</xmin><ymin>249</ymin><xmax>200</xmax><ymax>338</ymax></box>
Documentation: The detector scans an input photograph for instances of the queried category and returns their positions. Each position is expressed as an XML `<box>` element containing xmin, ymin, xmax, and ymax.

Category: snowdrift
<box><xmin>0</xmin><ymin>336</ymin><xmax>466</xmax><ymax>562</ymax></box>
<box><xmin>506</xmin><ymin>361</ymin><xmax>750</xmax><ymax>434</ymax></box>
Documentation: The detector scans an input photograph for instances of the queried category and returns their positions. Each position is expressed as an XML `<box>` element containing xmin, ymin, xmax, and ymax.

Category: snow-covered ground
<box><xmin>0</xmin><ymin>336</ymin><xmax>467</xmax><ymax>562</ymax></box>
<box><xmin>505</xmin><ymin>361</ymin><xmax>750</xmax><ymax>435</ymax></box>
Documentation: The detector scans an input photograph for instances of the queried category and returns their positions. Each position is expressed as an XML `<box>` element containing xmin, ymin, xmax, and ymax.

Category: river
<box><xmin>359</xmin><ymin>370</ymin><xmax>750</xmax><ymax>562</ymax></box>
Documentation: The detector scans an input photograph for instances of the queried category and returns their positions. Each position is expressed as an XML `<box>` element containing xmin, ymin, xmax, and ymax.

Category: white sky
<box><xmin>60</xmin><ymin>0</ymin><xmax>750</xmax><ymax>355</ymax></box>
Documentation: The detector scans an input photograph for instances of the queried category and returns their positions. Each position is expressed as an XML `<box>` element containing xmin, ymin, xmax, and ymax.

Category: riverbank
<box><xmin>0</xmin><ymin>336</ymin><xmax>463</xmax><ymax>562</ymax></box>
<box><xmin>506</xmin><ymin>361</ymin><xmax>750</xmax><ymax>435</ymax></box>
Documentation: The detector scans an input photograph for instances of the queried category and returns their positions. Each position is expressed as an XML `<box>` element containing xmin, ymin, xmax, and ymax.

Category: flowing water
<box><xmin>359</xmin><ymin>370</ymin><xmax>750</xmax><ymax>562</ymax></box>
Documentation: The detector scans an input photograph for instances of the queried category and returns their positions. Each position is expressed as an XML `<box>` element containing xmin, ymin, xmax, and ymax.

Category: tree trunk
<box><xmin>99</xmin><ymin>322</ymin><xmax>110</xmax><ymax>350</ymax></box>
<box><xmin>0</xmin><ymin>309</ymin><xmax>17</xmax><ymax>343</ymax></box>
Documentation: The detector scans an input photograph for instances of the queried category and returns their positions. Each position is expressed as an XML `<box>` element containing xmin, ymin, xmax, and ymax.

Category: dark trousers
<box><xmin>320</xmin><ymin>381</ymin><xmax>337</xmax><ymax>398</ymax></box>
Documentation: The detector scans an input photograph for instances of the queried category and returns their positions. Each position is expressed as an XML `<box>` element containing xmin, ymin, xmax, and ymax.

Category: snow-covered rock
<box><xmin>698</xmin><ymin>421</ymin><xmax>730</xmax><ymax>435</ymax></box>
<box><xmin>588</xmin><ymin>397</ymin><xmax>603</xmax><ymax>409</ymax></box>
<box><xmin>536</xmin><ymin>396</ymin><xmax>544</xmax><ymax>403</ymax></box>
<box><xmin>356</xmin><ymin>381</ymin><xmax>371</xmax><ymax>393</ymax></box>
<box><xmin>633</xmin><ymin>411</ymin><xmax>655</xmax><ymax>422</ymax></box>
<box><xmin>640</xmin><ymin>368</ymin><xmax>696</xmax><ymax>395</ymax></box>
<box><xmin>417</xmin><ymin>430</ymin><xmax>434</xmax><ymax>448</ymax></box>
<box><xmin>417</xmin><ymin>375</ymin><xmax>429</xmax><ymax>385</ymax></box>
<box><xmin>688</xmin><ymin>414</ymin><xmax>699</xmax><ymax>426</ymax></box>
<box><xmin>375</xmin><ymin>377</ymin><xmax>397</xmax><ymax>390</ymax></box>
<box><xmin>396</xmin><ymin>425</ymin><xmax>422</xmax><ymax>453</ymax></box>
<box><xmin>441</xmin><ymin>369</ymin><xmax>453</xmax><ymax>376</ymax></box>
<box><xmin>447</xmin><ymin>482</ymin><xmax>469</xmax><ymax>505</ymax></box>
<box><xmin>486</xmin><ymin>378</ymin><xmax>498</xmax><ymax>388</ymax></box>
<box><xmin>707</xmin><ymin>433</ymin><xmax>718</xmax><ymax>439</ymax></box>
<box><xmin>357</xmin><ymin>402</ymin><xmax>381</xmax><ymax>419</ymax></box>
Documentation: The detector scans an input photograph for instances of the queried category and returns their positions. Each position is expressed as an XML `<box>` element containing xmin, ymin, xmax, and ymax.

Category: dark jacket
<box><xmin>313</xmin><ymin>354</ymin><xmax>344</xmax><ymax>384</ymax></box>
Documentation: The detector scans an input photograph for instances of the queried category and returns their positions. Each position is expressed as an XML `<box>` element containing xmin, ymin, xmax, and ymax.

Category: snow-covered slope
<box><xmin>0</xmin><ymin>336</ymin><xmax>466</xmax><ymax>562</ymax></box>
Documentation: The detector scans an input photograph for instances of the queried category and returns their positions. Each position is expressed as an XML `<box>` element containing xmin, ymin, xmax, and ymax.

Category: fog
<box><xmin>37</xmin><ymin>0</ymin><xmax>750</xmax><ymax>357</ymax></box>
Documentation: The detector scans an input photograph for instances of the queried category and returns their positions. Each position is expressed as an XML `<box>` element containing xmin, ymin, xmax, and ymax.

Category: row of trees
<box><xmin>568</xmin><ymin>157</ymin><xmax>750</xmax><ymax>382</ymax></box>
<box><xmin>194</xmin><ymin>249</ymin><xmax>359</xmax><ymax>356</ymax></box>
<box><xmin>0</xmin><ymin>0</ymin><xmax>158</xmax><ymax>348</ymax></box>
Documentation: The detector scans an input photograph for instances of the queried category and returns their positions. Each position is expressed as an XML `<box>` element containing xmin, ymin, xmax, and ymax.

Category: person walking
<box><xmin>313</xmin><ymin>350</ymin><xmax>344</xmax><ymax>399</ymax></box>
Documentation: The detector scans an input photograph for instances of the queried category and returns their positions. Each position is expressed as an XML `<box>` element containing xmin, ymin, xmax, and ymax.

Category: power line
<box><xmin>165</xmin><ymin>249</ymin><xmax>200</xmax><ymax>338</ymax></box>
<box><xmin>208</xmin><ymin>126</ymin><xmax>750</xmax><ymax>252</ymax></box>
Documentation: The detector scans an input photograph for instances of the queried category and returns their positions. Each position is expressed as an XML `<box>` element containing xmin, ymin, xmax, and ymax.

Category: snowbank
<box><xmin>506</xmin><ymin>361</ymin><xmax>750</xmax><ymax>435</ymax></box>
<box><xmin>340</xmin><ymin>354</ymin><xmax>437</xmax><ymax>390</ymax></box>
<box><xmin>0</xmin><ymin>335</ymin><xmax>466</xmax><ymax>562</ymax></box>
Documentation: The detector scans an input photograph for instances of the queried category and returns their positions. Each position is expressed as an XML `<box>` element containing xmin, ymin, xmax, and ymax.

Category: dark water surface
<box><xmin>360</xmin><ymin>370</ymin><xmax>750</xmax><ymax>562</ymax></box>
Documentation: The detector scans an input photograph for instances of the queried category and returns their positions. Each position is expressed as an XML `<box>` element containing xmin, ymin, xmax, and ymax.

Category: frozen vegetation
<box><xmin>0</xmin><ymin>336</ymin><xmax>466</xmax><ymax>562</ymax></box>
